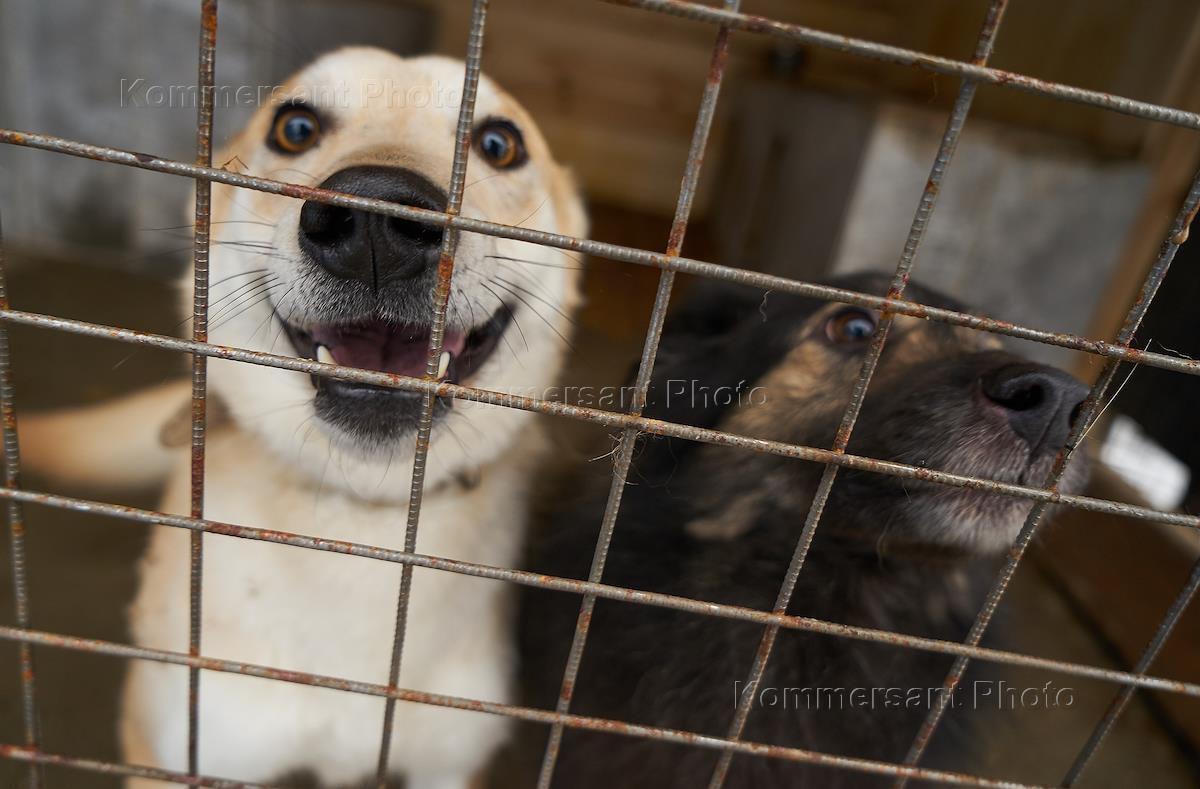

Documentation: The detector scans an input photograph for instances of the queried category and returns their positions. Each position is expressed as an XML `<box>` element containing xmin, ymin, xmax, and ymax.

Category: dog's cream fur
<box><xmin>23</xmin><ymin>48</ymin><xmax>584</xmax><ymax>788</ymax></box>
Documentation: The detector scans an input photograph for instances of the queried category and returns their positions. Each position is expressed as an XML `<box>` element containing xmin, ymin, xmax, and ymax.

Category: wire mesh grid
<box><xmin>1</xmin><ymin>0</ymin><xmax>1199</xmax><ymax>787</ymax></box>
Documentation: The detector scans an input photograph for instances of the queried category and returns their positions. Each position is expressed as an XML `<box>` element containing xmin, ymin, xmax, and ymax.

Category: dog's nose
<box><xmin>981</xmin><ymin>363</ymin><xmax>1089</xmax><ymax>452</ymax></box>
<box><xmin>298</xmin><ymin>166</ymin><xmax>447</xmax><ymax>285</ymax></box>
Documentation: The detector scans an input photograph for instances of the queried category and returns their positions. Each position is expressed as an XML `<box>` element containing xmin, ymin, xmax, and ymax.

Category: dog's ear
<box><xmin>638</xmin><ymin>281</ymin><xmax>767</xmax><ymax>425</ymax></box>
<box><xmin>664</xmin><ymin>277</ymin><xmax>768</xmax><ymax>340</ymax></box>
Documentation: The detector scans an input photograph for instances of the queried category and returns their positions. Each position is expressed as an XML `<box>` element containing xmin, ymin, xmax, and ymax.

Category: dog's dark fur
<box><xmin>519</xmin><ymin>273</ymin><xmax>1089</xmax><ymax>788</ymax></box>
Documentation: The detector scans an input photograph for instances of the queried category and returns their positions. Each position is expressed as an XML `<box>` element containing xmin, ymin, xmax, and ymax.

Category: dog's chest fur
<box><xmin>126</xmin><ymin>429</ymin><xmax>531</xmax><ymax>786</ymax></box>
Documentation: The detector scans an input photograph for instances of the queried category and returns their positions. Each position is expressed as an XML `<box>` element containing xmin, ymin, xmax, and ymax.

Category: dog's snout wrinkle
<box><xmin>298</xmin><ymin>165</ymin><xmax>447</xmax><ymax>287</ymax></box>
<box><xmin>981</xmin><ymin>362</ymin><xmax>1089</xmax><ymax>454</ymax></box>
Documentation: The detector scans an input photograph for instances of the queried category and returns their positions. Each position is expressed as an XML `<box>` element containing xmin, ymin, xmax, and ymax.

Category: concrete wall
<box><xmin>831</xmin><ymin>105</ymin><xmax>1148</xmax><ymax>366</ymax></box>
<box><xmin>0</xmin><ymin>0</ymin><xmax>431</xmax><ymax>273</ymax></box>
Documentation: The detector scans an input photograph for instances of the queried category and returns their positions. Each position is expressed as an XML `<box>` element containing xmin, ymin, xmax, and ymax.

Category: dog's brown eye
<box><xmin>825</xmin><ymin>308</ymin><xmax>878</xmax><ymax>345</ymax></box>
<box><xmin>271</xmin><ymin>106</ymin><xmax>321</xmax><ymax>154</ymax></box>
<box><xmin>475</xmin><ymin>119</ymin><xmax>526</xmax><ymax>169</ymax></box>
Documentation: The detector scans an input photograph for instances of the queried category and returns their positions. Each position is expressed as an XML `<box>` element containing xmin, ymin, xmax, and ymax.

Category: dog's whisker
<box><xmin>294</xmin><ymin>416</ymin><xmax>316</xmax><ymax>452</ymax></box>
<box><xmin>488</xmin><ymin>278</ymin><xmax>575</xmax><ymax>352</ymax></box>
<box><xmin>312</xmin><ymin>435</ymin><xmax>336</xmax><ymax>513</ymax></box>
<box><xmin>104</xmin><ymin>245</ymin><xmax>194</xmax><ymax>269</ymax></box>
<box><xmin>247</xmin><ymin>284</ymin><xmax>298</xmax><ymax>344</ymax></box>
<box><xmin>495</xmin><ymin>266</ymin><xmax>565</xmax><ymax>304</ymax></box>
<box><xmin>228</xmin><ymin>248</ymin><xmax>292</xmax><ymax>263</ymax></box>
<box><xmin>210</xmin><ymin>268</ymin><xmax>272</xmax><ymax>287</ymax></box>
<box><xmin>227</xmin><ymin>195</ymin><xmax>279</xmax><ymax>225</ymax></box>
<box><xmin>437</xmin><ymin>418</ymin><xmax>472</xmax><ymax>459</ymax></box>
<box><xmin>211</xmin><ymin>239</ymin><xmax>279</xmax><ymax>251</ymax></box>
<box><xmin>109</xmin><ymin>271</ymin><xmax>276</xmax><ymax>371</ymax></box>
<box><xmin>209</xmin><ymin>284</ymin><xmax>287</xmax><ymax>334</ymax></box>
<box><xmin>462</xmin><ymin>170</ymin><xmax>509</xmax><ymax>194</ymax></box>
<box><xmin>477</xmin><ymin>293</ymin><xmax>522</xmax><ymax>363</ymax></box>
<box><xmin>374</xmin><ymin>441</ymin><xmax>401</xmax><ymax>492</ymax></box>
<box><xmin>493</xmin><ymin>274</ymin><xmax>580</xmax><ymax>328</ymax></box>
<box><xmin>506</xmin><ymin>239</ymin><xmax>587</xmax><ymax>267</ymax></box>
<box><xmin>485</xmin><ymin>253</ymin><xmax>583</xmax><ymax>272</ymax></box>
<box><xmin>511</xmin><ymin>196</ymin><xmax>550</xmax><ymax>229</ymax></box>
<box><xmin>269</xmin><ymin>290</ymin><xmax>303</xmax><ymax>355</ymax></box>
<box><xmin>266</xmin><ymin>166</ymin><xmax>319</xmax><ymax>181</ymax></box>
<box><xmin>206</xmin><ymin>276</ymin><xmax>282</xmax><ymax>325</ymax></box>
<box><xmin>208</xmin><ymin>274</ymin><xmax>279</xmax><ymax>313</ymax></box>
<box><xmin>208</xmin><ymin>282</ymin><xmax>289</xmax><ymax>334</ymax></box>
<box><xmin>140</xmin><ymin>220</ymin><xmax>276</xmax><ymax>232</ymax></box>
<box><xmin>478</xmin><ymin>282</ymin><xmax>529</xmax><ymax>355</ymax></box>
<box><xmin>448</xmin><ymin>408</ymin><xmax>486</xmax><ymax>442</ymax></box>
<box><xmin>239</xmin><ymin>399</ymin><xmax>313</xmax><ymax>421</ymax></box>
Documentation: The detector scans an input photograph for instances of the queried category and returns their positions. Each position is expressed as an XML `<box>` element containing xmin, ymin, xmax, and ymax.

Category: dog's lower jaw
<box><xmin>121</xmin><ymin>427</ymin><xmax>537</xmax><ymax>788</ymax></box>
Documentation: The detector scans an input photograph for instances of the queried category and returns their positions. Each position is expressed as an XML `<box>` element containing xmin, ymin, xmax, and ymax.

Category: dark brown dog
<box><xmin>520</xmin><ymin>272</ymin><xmax>1089</xmax><ymax>788</ymax></box>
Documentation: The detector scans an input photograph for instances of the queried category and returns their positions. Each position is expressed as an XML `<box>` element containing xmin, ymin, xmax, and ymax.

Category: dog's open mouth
<box><xmin>279</xmin><ymin>305</ymin><xmax>513</xmax><ymax>443</ymax></box>
<box><xmin>284</xmin><ymin>305</ymin><xmax>512</xmax><ymax>387</ymax></box>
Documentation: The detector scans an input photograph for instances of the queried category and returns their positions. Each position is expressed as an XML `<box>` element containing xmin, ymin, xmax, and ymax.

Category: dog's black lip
<box><xmin>277</xmin><ymin>303</ymin><xmax>514</xmax><ymax>395</ymax></box>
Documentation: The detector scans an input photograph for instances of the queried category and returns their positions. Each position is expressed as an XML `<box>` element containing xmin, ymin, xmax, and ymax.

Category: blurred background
<box><xmin>1</xmin><ymin>0</ymin><xmax>1198</xmax><ymax>786</ymax></box>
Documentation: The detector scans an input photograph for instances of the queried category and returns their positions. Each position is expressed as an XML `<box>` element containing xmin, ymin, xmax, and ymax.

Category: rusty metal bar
<box><xmin>602</xmin><ymin>0</ymin><xmax>1200</xmax><ymax>130</ymax></box>
<box><xmin>0</xmin><ymin>626</ymin><xmax>1055</xmax><ymax>789</ymax></box>
<box><xmin>893</xmin><ymin>163</ymin><xmax>1200</xmax><ymax>786</ymax></box>
<box><xmin>375</xmin><ymin>2</ymin><xmax>489</xmax><ymax>784</ymax></box>
<box><xmin>0</xmin><ymin>744</ymin><xmax>277</xmax><ymax>789</ymax></box>
<box><xmin>187</xmin><ymin>0</ymin><xmax>219</xmax><ymax>777</ymax></box>
<box><xmin>3</xmin><ymin>306</ymin><xmax>1198</xmax><ymax>533</ymax></box>
<box><xmin>0</xmin><ymin>205</ymin><xmax>40</xmax><ymax>789</ymax></box>
<box><xmin>2</xmin><ymin>129</ymin><xmax>1198</xmax><ymax>379</ymax></box>
<box><xmin>0</xmin><ymin>1</ymin><xmax>1194</xmax><ymax>781</ymax></box>
<box><xmin>536</xmin><ymin>4</ymin><xmax>739</xmax><ymax>786</ymax></box>
<box><xmin>3</xmin><ymin>485</ymin><xmax>1199</xmax><ymax>700</ymax></box>
<box><xmin>1061</xmin><ymin>554</ymin><xmax>1200</xmax><ymax>786</ymax></box>
<box><xmin>4</xmin><ymin>129</ymin><xmax>1196</xmax><ymax>380</ymax></box>
<box><xmin>709</xmin><ymin>5</ymin><xmax>1009</xmax><ymax>784</ymax></box>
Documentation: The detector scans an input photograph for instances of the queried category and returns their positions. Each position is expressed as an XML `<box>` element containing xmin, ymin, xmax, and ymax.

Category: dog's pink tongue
<box><xmin>312</xmin><ymin>321</ymin><xmax>467</xmax><ymax>377</ymax></box>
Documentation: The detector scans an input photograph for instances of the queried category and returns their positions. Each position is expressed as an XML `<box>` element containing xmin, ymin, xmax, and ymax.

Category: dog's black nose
<box><xmin>981</xmin><ymin>363</ymin><xmax>1089</xmax><ymax>452</ymax></box>
<box><xmin>298</xmin><ymin>166</ymin><xmax>447</xmax><ymax>286</ymax></box>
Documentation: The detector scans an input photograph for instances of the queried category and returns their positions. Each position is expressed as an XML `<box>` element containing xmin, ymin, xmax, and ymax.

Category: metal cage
<box><xmin>2</xmin><ymin>0</ymin><xmax>1199</xmax><ymax>787</ymax></box>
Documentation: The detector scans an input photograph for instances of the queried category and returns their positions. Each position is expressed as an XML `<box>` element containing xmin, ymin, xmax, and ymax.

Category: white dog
<box><xmin>23</xmin><ymin>47</ymin><xmax>584</xmax><ymax>788</ymax></box>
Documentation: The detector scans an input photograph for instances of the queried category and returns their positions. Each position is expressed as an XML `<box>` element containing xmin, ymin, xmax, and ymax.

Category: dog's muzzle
<box><xmin>284</xmin><ymin>165</ymin><xmax>513</xmax><ymax>448</ymax></box>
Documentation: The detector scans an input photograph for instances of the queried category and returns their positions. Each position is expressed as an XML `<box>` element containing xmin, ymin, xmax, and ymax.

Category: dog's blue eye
<box><xmin>272</xmin><ymin>106</ymin><xmax>321</xmax><ymax>154</ymax></box>
<box><xmin>475</xmin><ymin>119</ymin><xmax>526</xmax><ymax>169</ymax></box>
<box><xmin>825</xmin><ymin>308</ymin><xmax>878</xmax><ymax>345</ymax></box>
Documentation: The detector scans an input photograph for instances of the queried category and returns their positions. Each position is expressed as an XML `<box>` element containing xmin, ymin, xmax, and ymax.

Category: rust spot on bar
<box><xmin>1173</xmin><ymin>201</ymin><xmax>1199</xmax><ymax>244</ymax></box>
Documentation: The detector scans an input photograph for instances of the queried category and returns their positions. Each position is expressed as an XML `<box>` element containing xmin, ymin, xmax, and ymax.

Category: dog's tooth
<box><xmin>438</xmin><ymin>351</ymin><xmax>451</xmax><ymax>379</ymax></box>
<box><xmin>316</xmin><ymin>345</ymin><xmax>335</xmax><ymax>365</ymax></box>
